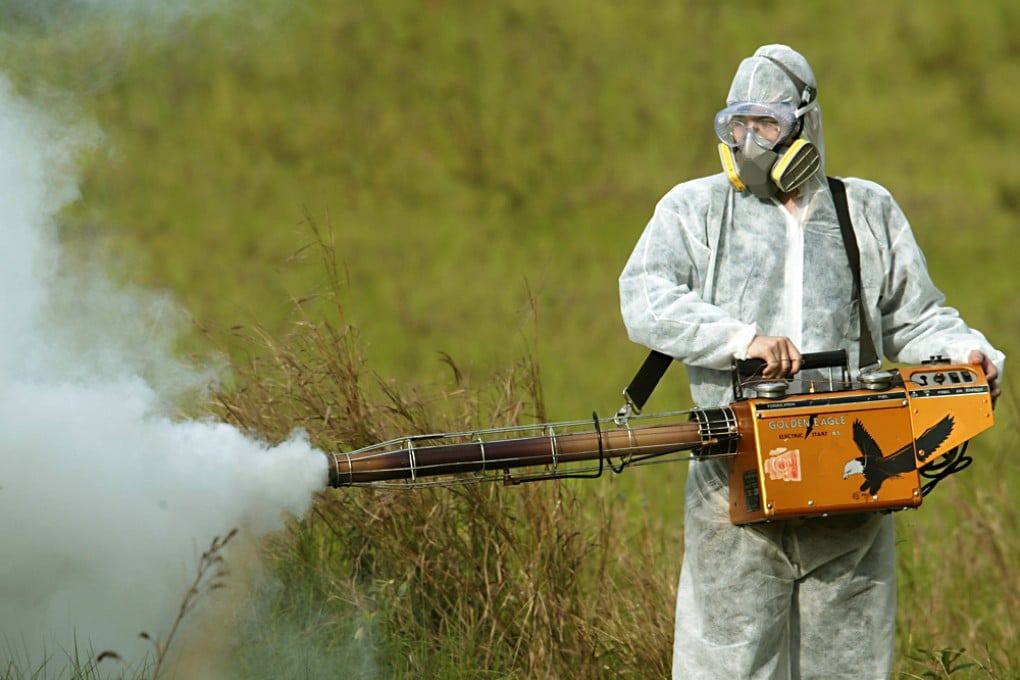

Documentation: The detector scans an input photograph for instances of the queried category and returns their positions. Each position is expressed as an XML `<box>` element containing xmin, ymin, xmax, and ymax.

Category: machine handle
<box><xmin>735</xmin><ymin>349</ymin><xmax>848</xmax><ymax>378</ymax></box>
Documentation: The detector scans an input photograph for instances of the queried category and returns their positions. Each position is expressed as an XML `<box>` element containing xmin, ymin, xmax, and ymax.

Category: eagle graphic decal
<box><xmin>842</xmin><ymin>415</ymin><xmax>955</xmax><ymax>495</ymax></box>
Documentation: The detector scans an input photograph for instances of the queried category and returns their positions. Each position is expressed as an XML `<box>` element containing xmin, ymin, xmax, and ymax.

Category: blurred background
<box><xmin>1</xmin><ymin>1</ymin><xmax>1017</xmax><ymax>677</ymax></box>
<box><xmin>5</xmin><ymin>0</ymin><xmax>1016</xmax><ymax>419</ymax></box>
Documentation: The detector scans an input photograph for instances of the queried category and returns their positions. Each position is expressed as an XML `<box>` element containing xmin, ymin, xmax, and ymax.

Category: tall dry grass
<box><xmin>212</xmin><ymin>226</ymin><xmax>679</xmax><ymax>678</ymax></box>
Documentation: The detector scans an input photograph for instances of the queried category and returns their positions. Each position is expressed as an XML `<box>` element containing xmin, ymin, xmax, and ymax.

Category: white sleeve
<box><xmin>851</xmin><ymin>179</ymin><xmax>1006</xmax><ymax>378</ymax></box>
<box><xmin>619</xmin><ymin>186</ymin><xmax>757</xmax><ymax>371</ymax></box>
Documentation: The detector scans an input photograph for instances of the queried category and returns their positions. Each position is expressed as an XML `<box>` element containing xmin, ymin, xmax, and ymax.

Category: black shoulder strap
<box><xmin>621</xmin><ymin>349</ymin><xmax>673</xmax><ymax>414</ymax></box>
<box><xmin>827</xmin><ymin>177</ymin><xmax>880</xmax><ymax>368</ymax></box>
<box><xmin>620</xmin><ymin>178</ymin><xmax>879</xmax><ymax>414</ymax></box>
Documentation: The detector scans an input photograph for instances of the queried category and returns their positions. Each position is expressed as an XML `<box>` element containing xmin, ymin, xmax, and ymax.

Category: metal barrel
<box><xmin>327</xmin><ymin>418</ymin><xmax>716</xmax><ymax>487</ymax></box>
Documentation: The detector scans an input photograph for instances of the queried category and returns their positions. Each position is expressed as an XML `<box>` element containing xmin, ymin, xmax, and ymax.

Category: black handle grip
<box><xmin>735</xmin><ymin>349</ymin><xmax>848</xmax><ymax>378</ymax></box>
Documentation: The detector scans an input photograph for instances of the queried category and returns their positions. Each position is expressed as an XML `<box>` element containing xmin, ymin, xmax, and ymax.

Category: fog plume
<box><xmin>0</xmin><ymin>5</ymin><xmax>328</xmax><ymax>671</ymax></box>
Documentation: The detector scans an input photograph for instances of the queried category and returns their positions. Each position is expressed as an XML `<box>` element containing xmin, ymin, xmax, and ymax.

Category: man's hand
<box><xmin>968</xmin><ymin>350</ymin><xmax>1001</xmax><ymax>407</ymax></box>
<box><xmin>747</xmin><ymin>335</ymin><xmax>803</xmax><ymax>379</ymax></box>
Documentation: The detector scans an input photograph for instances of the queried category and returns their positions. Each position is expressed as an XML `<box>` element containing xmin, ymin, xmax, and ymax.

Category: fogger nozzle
<box><xmin>325</xmin><ymin>408</ymin><xmax>740</xmax><ymax>487</ymax></box>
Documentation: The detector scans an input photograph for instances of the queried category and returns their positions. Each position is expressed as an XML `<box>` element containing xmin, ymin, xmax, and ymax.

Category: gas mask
<box><xmin>715</xmin><ymin>101</ymin><xmax>820</xmax><ymax>199</ymax></box>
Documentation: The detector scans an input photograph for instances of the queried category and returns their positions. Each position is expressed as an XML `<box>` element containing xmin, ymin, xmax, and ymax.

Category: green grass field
<box><xmin>2</xmin><ymin>0</ymin><xmax>1018</xmax><ymax>677</ymax></box>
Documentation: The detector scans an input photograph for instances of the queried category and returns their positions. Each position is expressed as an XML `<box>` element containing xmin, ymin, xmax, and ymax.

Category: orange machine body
<box><xmin>728</xmin><ymin>363</ymin><xmax>995</xmax><ymax>524</ymax></box>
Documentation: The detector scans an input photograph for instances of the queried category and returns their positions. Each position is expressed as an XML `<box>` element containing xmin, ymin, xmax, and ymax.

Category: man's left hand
<box><xmin>968</xmin><ymin>350</ymin><xmax>1001</xmax><ymax>407</ymax></box>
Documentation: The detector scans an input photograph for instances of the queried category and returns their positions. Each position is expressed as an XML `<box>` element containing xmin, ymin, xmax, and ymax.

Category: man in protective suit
<box><xmin>618</xmin><ymin>44</ymin><xmax>1005</xmax><ymax>679</ymax></box>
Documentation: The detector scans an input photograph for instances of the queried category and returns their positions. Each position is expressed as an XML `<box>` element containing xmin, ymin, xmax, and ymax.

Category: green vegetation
<box><xmin>2</xmin><ymin>0</ymin><xmax>1018</xmax><ymax>677</ymax></box>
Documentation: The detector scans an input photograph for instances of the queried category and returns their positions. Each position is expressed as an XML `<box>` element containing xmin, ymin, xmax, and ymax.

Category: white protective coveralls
<box><xmin>618</xmin><ymin>44</ymin><xmax>1006</xmax><ymax>680</ymax></box>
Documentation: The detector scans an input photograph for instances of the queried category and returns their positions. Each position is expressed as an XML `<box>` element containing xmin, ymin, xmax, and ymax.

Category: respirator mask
<box><xmin>715</xmin><ymin>60</ymin><xmax>821</xmax><ymax>198</ymax></box>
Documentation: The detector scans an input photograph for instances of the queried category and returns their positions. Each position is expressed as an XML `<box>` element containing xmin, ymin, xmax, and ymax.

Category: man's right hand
<box><xmin>747</xmin><ymin>335</ymin><xmax>803</xmax><ymax>378</ymax></box>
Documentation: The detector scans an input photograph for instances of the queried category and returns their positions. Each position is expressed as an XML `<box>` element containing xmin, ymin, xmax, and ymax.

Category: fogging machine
<box><xmin>326</xmin><ymin>350</ymin><xmax>995</xmax><ymax>525</ymax></box>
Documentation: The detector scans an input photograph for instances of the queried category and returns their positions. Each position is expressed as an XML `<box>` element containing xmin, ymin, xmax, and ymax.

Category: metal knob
<box><xmin>860</xmin><ymin>370</ymin><xmax>895</xmax><ymax>391</ymax></box>
<box><xmin>755</xmin><ymin>381</ymin><xmax>789</xmax><ymax>399</ymax></box>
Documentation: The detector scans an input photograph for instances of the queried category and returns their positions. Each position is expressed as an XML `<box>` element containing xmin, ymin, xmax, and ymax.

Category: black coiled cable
<box><xmin>919</xmin><ymin>442</ymin><xmax>973</xmax><ymax>497</ymax></box>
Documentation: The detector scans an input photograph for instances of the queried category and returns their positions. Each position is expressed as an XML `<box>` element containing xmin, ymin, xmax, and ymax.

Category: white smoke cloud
<box><xmin>0</xmin><ymin>29</ymin><xmax>327</xmax><ymax>675</ymax></box>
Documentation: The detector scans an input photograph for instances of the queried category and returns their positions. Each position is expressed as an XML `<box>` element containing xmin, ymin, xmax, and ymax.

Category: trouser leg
<box><xmin>790</xmin><ymin>513</ymin><xmax>896</xmax><ymax>680</ymax></box>
<box><xmin>672</xmin><ymin>462</ymin><xmax>897</xmax><ymax>680</ymax></box>
<box><xmin>672</xmin><ymin>472</ymin><xmax>797</xmax><ymax>680</ymax></box>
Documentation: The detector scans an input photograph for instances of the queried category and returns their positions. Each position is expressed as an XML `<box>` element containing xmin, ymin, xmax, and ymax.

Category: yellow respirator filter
<box><xmin>718</xmin><ymin>143</ymin><xmax>746</xmax><ymax>192</ymax></box>
<box><xmin>770</xmin><ymin>138</ymin><xmax>821</xmax><ymax>193</ymax></box>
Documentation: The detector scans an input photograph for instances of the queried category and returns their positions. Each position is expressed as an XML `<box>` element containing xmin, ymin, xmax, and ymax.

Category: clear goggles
<box><xmin>714</xmin><ymin>101</ymin><xmax>809</xmax><ymax>150</ymax></box>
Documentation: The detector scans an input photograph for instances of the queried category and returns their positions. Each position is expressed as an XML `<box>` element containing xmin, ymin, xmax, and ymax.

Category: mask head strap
<box><xmin>759</xmin><ymin>55</ymin><xmax>818</xmax><ymax>117</ymax></box>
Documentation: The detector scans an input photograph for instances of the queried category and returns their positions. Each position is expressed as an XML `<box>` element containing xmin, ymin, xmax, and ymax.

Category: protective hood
<box><xmin>725</xmin><ymin>44</ymin><xmax>826</xmax><ymax>189</ymax></box>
